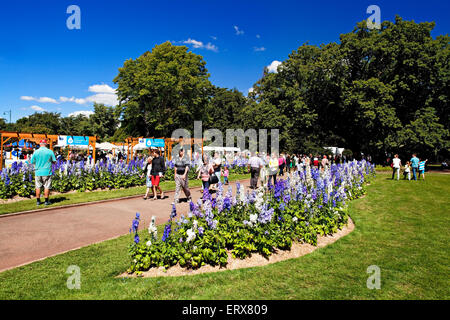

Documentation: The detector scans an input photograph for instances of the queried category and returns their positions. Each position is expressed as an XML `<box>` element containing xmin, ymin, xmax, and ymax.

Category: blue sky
<box><xmin>0</xmin><ymin>0</ymin><xmax>448</xmax><ymax>122</ymax></box>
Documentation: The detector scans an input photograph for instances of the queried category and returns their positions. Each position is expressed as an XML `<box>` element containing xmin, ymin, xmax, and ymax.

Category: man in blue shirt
<box><xmin>30</xmin><ymin>140</ymin><xmax>56</xmax><ymax>205</ymax></box>
<box><xmin>410</xmin><ymin>153</ymin><xmax>420</xmax><ymax>181</ymax></box>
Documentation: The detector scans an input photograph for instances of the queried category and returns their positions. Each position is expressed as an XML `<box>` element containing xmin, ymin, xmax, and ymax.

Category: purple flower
<box><xmin>162</xmin><ymin>223</ymin><xmax>172</xmax><ymax>242</ymax></box>
<box><xmin>170</xmin><ymin>204</ymin><xmax>177</xmax><ymax>219</ymax></box>
<box><xmin>223</xmin><ymin>197</ymin><xmax>232</xmax><ymax>211</ymax></box>
<box><xmin>134</xmin><ymin>234</ymin><xmax>140</xmax><ymax>244</ymax></box>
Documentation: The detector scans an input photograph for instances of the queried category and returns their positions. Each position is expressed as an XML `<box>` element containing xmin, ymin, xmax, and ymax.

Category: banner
<box><xmin>138</xmin><ymin>138</ymin><xmax>165</xmax><ymax>148</ymax></box>
<box><xmin>58</xmin><ymin>136</ymin><xmax>89</xmax><ymax>146</ymax></box>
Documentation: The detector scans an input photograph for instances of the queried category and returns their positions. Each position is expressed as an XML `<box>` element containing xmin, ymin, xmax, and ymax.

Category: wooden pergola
<box><xmin>125</xmin><ymin>136</ymin><xmax>167</xmax><ymax>163</ymax></box>
<box><xmin>64</xmin><ymin>136</ymin><xmax>97</xmax><ymax>163</ymax></box>
<box><xmin>0</xmin><ymin>131</ymin><xmax>96</xmax><ymax>169</ymax></box>
<box><xmin>165</xmin><ymin>138</ymin><xmax>204</xmax><ymax>161</ymax></box>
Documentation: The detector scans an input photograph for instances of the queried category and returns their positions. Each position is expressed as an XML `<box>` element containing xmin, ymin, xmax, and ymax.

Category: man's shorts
<box><xmin>151</xmin><ymin>175</ymin><xmax>160</xmax><ymax>186</ymax></box>
<box><xmin>35</xmin><ymin>175</ymin><xmax>52</xmax><ymax>189</ymax></box>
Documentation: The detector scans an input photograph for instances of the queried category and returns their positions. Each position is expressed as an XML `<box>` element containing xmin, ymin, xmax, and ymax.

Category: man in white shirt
<box><xmin>248</xmin><ymin>152</ymin><xmax>263</xmax><ymax>189</ymax></box>
<box><xmin>392</xmin><ymin>154</ymin><xmax>402</xmax><ymax>180</ymax></box>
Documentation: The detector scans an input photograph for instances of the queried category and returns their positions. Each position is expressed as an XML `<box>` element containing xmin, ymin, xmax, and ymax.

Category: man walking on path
<box><xmin>173</xmin><ymin>148</ymin><xmax>192</xmax><ymax>204</ymax></box>
<box><xmin>248</xmin><ymin>152</ymin><xmax>263</xmax><ymax>189</ymax></box>
<box><xmin>410</xmin><ymin>154</ymin><xmax>419</xmax><ymax>180</ymax></box>
<box><xmin>30</xmin><ymin>140</ymin><xmax>56</xmax><ymax>206</ymax></box>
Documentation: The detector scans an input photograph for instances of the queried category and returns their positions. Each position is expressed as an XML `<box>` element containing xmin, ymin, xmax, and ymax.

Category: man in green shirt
<box><xmin>30</xmin><ymin>140</ymin><xmax>56</xmax><ymax>205</ymax></box>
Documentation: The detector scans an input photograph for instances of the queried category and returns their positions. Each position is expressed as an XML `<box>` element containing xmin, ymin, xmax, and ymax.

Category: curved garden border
<box><xmin>119</xmin><ymin>217</ymin><xmax>354</xmax><ymax>278</ymax></box>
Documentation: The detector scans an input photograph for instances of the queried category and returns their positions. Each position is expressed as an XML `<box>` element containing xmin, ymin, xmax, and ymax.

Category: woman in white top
<box><xmin>142</xmin><ymin>156</ymin><xmax>153</xmax><ymax>199</ymax></box>
<box><xmin>392</xmin><ymin>154</ymin><xmax>402</xmax><ymax>180</ymax></box>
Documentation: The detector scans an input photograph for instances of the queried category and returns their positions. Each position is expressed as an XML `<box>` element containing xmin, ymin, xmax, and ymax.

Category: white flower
<box><xmin>292</xmin><ymin>217</ymin><xmax>298</xmax><ymax>223</ymax></box>
<box><xmin>239</xmin><ymin>185</ymin><xmax>246</xmax><ymax>203</ymax></box>
<box><xmin>193</xmin><ymin>220</ymin><xmax>198</xmax><ymax>231</ymax></box>
<box><xmin>249</xmin><ymin>214</ymin><xmax>258</xmax><ymax>225</ymax></box>
<box><xmin>146</xmin><ymin>240</ymin><xmax>152</xmax><ymax>246</ymax></box>
<box><xmin>148</xmin><ymin>216</ymin><xmax>158</xmax><ymax>240</ymax></box>
<box><xmin>186</xmin><ymin>228</ymin><xmax>196</xmax><ymax>242</ymax></box>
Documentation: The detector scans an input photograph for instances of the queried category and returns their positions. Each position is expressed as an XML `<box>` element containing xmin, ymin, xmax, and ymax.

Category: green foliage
<box><xmin>114</xmin><ymin>42</ymin><xmax>213</xmax><ymax>137</ymax></box>
<box><xmin>249</xmin><ymin>16</ymin><xmax>449</xmax><ymax>159</ymax></box>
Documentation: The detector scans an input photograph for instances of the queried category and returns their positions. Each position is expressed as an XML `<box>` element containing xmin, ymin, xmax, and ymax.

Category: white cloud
<box><xmin>68</xmin><ymin>110</ymin><xmax>94</xmax><ymax>117</ymax></box>
<box><xmin>234</xmin><ymin>26</ymin><xmax>244</xmax><ymax>35</ymax></box>
<box><xmin>58</xmin><ymin>83</ymin><xmax>118</xmax><ymax>106</ymax></box>
<box><xmin>210</xmin><ymin>36</ymin><xmax>217</xmax><ymax>40</ymax></box>
<box><xmin>60</xmin><ymin>96</ymin><xmax>88</xmax><ymax>104</ymax></box>
<box><xmin>267</xmin><ymin>60</ymin><xmax>282</xmax><ymax>73</ymax></box>
<box><xmin>183</xmin><ymin>38</ymin><xmax>218</xmax><ymax>52</ymax></box>
<box><xmin>88</xmin><ymin>84</ymin><xmax>116</xmax><ymax>94</ymax></box>
<box><xmin>30</xmin><ymin>105</ymin><xmax>46</xmax><ymax>112</ymax></box>
<box><xmin>254</xmin><ymin>46</ymin><xmax>266</xmax><ymax>52</ymax></box>
<box><xmin>85</xmin><ymin>93</ymin><xmax>118</xmax><ymax>106</ymax></box>
<box><xmin>21</xmin><ymin>96</ymin><xmax>58</xmax><ymax>103</ymax></box>
<box><xmin>256</xmin><ymin>34</ymin><xmax>261</xmax><ymax>39</ymax></box>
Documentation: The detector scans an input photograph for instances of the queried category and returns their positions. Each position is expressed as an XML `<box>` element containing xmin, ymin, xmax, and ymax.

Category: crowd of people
<box><xmin>389</xmin><ymin>153</ymin><xmax>428</xmax><ymax>181</ymax></box>
<box><xmin>23</xmin><ymin>139</ymin><xmax>437</xmax><ymax>207</ymax></box>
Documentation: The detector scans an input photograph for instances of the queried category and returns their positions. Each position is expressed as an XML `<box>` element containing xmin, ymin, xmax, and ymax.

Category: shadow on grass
<box><xmin>46</xmin><ymin>196</ymin><xmax>69</xmax><ymax>205</ymax></box>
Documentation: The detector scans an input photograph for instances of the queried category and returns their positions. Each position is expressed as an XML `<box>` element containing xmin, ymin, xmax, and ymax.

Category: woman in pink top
<box><xmin>278</xmin><ymin>154</ymin><xmax>286</xmax><ymax>176</ymax></box>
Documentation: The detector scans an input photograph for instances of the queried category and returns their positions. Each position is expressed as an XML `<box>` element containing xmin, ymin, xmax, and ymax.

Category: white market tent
<box><xmin>324</xmin><ymin>147</ymin><xmax>345</xmax><ymax>155</ymax></box>
<box><xmin>133</xmin><ymin>143</ymin><xmax>159</xmax><ymax>151</ymax></box>
<box><xmin>96</xmin><ymin>142</ymin><xmax>120</xmax><ymax>151</ymax></box>
<box><xmin>203</xmin><ymin>146</ymin><xmax>241</xmax><ymax>152</ymax></box>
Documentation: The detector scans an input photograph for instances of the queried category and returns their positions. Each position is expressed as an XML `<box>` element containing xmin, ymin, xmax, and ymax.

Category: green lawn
<box><xmin>0</xmin><ymin>173</ymin><xmax>250</xmax><ymax>215</ymax></box>
<box><xmin>0</xmin><ymin>172</ymin><xmax>449</xmax><ymax>299</ymax></box>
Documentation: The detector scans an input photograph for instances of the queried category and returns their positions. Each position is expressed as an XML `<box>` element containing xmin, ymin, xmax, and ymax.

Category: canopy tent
<box><xmin>203</xmin><ymin>146</ymin><xmax>241</xmax><ymax>152</ymax></box>
<box><xmin>132</xmin><ymin>143</ymin><xmax>159</xmax><ymax>151</ymax></box>
<box><xmin>96</xmin><ymin>142</ymin><xmax>120</xmax><ymax>151</ymax></box>
<box><xmin>324</xmin><ymin>147</ymin><xmax>345</xmax><ymax>155</ymax></box>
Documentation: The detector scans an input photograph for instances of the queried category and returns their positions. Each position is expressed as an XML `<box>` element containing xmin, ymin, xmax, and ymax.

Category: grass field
<box><xmin>0</xmin><ymin>173</ymin><xmax>250</xmax><ymax>215</ymax></box>
<box><xmin>0</xmin><ymin>172</ymin><xmax>448</xmax><ymax>299</ymax></box>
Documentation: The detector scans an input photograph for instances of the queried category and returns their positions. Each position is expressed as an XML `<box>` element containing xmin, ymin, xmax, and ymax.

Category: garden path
<box><xmin>0</xmin><ymin>179</ymin><xmax>251</xmax><ymax>272</ymax></box>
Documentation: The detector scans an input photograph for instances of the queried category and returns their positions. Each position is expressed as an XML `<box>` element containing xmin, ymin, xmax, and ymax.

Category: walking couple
<box><xmin>143</xmin><ymin>149</ymin><xmax>166</xmax><ymax>200</ymax></box>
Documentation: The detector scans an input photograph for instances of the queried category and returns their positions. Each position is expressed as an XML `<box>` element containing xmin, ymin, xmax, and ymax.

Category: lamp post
<box><xmin>3</xmin><ymin>110</ymin><xmax>11</xmax><ymax>123</ymax></box>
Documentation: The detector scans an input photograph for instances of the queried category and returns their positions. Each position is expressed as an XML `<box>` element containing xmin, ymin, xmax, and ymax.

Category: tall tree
<box><xmin>89</xmin><ymin>103</ymin><xmax>119</xmax><ymax>140</ymax></box>
<box><xmin>114</xmin><ymin>41</ymin><xmax>213</xmax><ymax>138</ymax></box>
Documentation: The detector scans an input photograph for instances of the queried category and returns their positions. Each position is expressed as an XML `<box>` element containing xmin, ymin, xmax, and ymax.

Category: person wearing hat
<box><xmin>30</xmin><ymin>140</ymin><xmax>56</xmax><ymax>206</ymax></box>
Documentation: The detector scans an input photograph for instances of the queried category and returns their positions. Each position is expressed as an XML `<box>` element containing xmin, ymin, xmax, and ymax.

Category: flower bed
<box><xmin>0</xmin><ymin>159</ymin><xmax>147</xmax><ymax>199</ymax></box>
<box><xmin>0</xmin><ymin>158</ymin><xmax>249</xmax><ymax>199</ymax></box>
<box><xmin>127</xmin><ymin>160</ymin><xmax>375</xmax><ymax>275</ymax></box>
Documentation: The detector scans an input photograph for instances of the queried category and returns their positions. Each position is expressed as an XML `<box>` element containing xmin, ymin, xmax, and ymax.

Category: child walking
<box><xmin>418</xmin><ymin>158</ymin><xmax>428</xmax><ymax>180</ymax></box>
<box><xmin>403</xmin><ymin>161</ymin><xmax>411</xmax><ymax>180</ymax></box>
<box><xmin>223</xmin><ymin>165</ymin><xmax>229</xmax><ymax>185</ymax></box>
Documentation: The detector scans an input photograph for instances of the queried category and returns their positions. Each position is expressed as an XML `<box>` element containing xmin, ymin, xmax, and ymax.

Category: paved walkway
<box><xmin>0</xmin><ymin>179</ymin><xmax>251</xmax><ymax>273</ymax></box>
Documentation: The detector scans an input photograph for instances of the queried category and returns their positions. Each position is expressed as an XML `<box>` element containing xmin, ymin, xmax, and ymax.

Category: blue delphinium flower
<box><xmin>222</xmin><ymin>197</ymin><xmax>232</xmax><ymax>211</ymax></box>
<box><xmin>134</xmin><ymin>234</ymin><xmax>140</xmax><ymax>244</ymax></box>
<box><xmin>162</xmin><ymin>223</ymin><xmax>172</xmax><ymax>242</ymax></box>
<box><xmin>170</xmin><ymin>204</ymin><xmax>177</xmax><ymax>219</ymax></box>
